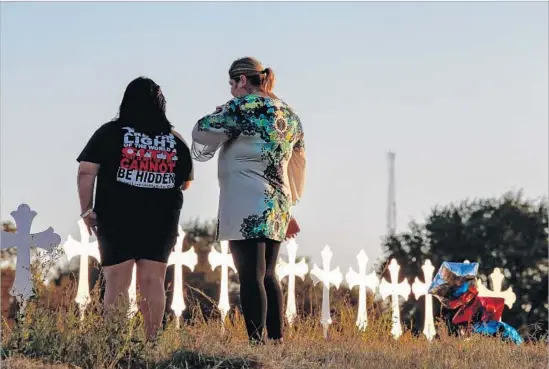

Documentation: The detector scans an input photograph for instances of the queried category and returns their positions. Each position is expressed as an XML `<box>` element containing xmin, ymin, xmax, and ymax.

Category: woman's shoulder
<box><xmin>99</xmin><ymin>120</ymin><xmax>117</xmax><ymax>129</ymax></box>
<box><xmin>222</xmin><ymin>95</ymin><xmax>294</xmax><ymax>114</ymax></box>
<box><xmin>170</xmin><ymin>129</ymin><xmax>191</xmax><ymax>147</ymax></box>
<box><xmin>170</xmin><ymin>129</ymin><xmax>184</xmax><ymax>141</ymax></box>
<box><xmin>219</xmin><ymin>96</ymin><xmax>245</xmax><ymax>107</ymax></box>
<box><xmin>231</xmin><ymin>95</ymin><xmax>283</xmax><ymax>114</ymax></box>
<box><xmin>231</xmin><ymin>94</ymin><xmax>271</xmax><ymax>107</ymax></box>
<box><xmin>92</xmin><ymin>120</ymin><xmax>121</xmax><ymax>137</ymax></box>
<box><xmin>277</xmin><ymin>98</ymin><xmax>296</xmax><ymax>111</ymax></box>
<box><xmin>277</xmin><ymin>100</ymin><xmax>301</xmax><ymax>121</ymax></box>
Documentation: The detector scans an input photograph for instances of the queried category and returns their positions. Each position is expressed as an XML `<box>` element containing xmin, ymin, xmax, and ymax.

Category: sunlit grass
<box><xmin>1</xmin><ymin>256</ymin><xmax>547</xmax><ymax>369</ymax></box>
<box><xmin>1</xmin><ymin>279</ymin><xmax>547</xmax><ymax>369</ymax></box>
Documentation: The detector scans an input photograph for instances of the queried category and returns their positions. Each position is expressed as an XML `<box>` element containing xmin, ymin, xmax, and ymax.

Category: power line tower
<box><xmin>387</xmin><ymin>151</ymin><xmax>397</xmax><ymax>237</ymax></box>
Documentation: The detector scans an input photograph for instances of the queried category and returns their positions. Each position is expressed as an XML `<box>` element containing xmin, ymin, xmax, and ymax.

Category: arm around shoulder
<box><xmin>191</xmin><ymin>99</ymin><xmax>242</xmax><ymax>161</ymax></box>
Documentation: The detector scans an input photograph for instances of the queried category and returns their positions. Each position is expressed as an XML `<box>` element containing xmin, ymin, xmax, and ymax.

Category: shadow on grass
<box><xmin>154</xmin><ymin>349</ymin><xmax>263</xmax><ymax>369</ymax></box>
<box><xmin>3</xmin><ymin>350</ymin><xmax>264</xmax><ymax>369</ymax></box>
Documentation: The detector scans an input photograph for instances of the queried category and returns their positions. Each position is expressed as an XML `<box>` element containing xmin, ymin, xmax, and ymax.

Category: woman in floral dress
<box><xmin>191</xmin><ymin>57</ymin><xmax>306</xmax><ymax>344</ymax></box>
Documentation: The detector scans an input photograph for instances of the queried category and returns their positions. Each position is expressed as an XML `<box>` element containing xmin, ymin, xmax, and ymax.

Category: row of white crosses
<box><xmin>276</xmin><ymin>244</ymin><xmax>516</xmax><ymax>340</ymax></box>
<box><xmin>277</xmin><ymin>242</ymin><xmax>412</xmax><ymax>339</ymax></box>
<box><xmin>1</xmin><ymin>204</ymin><xmax>517</xmax><ymax>340</ymax></box>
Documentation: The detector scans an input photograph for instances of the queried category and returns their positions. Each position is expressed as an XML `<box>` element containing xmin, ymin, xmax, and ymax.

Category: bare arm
<box><xmin>171</xmin><ymin>129</ymin><xmax>194</xmax><ymax>192</ymax></box>
<box><xmin>181</xmin><ymin>181</ymin><xmax>192</xmax><ymax>191</ymax></box>
<box><xmin>77</xmin><ymin>162</ymin><xmax>100</xmax><ymax>214</ymax></box>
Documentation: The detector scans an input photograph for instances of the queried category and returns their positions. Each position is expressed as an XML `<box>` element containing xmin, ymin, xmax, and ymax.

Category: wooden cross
<box><xmin>379</xmin><ymin>258</ymin><xmax>411</xmax><ymax>339</ymax></box>
<box><xmin>63</xmin><ymin>219</ymin><xmax>101</xmax><ymax>320</ymax></box>
<box><xmin>276</xmin><ymin>239</ymin><xmax>309</xmax><ymax>326</ymax></box>
<box><xmin>0</xmin><ymin>204</ymin><xmax>61</xmax><ymax>303</ymax></box>
<box><xmin>411</xmin><ymin>259</ymin><xmax>436</xmax><ymax>341</ymax></box>
<box><xmin>168</xmin><ymin>226</ymin><xmax>198</xmax><ymax>328</ymax></box>
<box><xmin>209</xmin><ymin>240</ymin><xmax>236</xmax><ymax>326</ymax></box>
<box><xmin>345</xmin><ymin>249</ymin><xmax>379</xmax><ymax>331</ymax></box>
<box><xmin>310</xmin><ymin>245</ymin><xmax>342</xmax><ymax>339</ymax></box>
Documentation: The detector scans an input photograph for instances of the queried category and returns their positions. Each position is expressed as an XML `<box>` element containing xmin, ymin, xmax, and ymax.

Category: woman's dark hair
<box><xmin>115</xmin><ymin>77</ymin><xmax>173</xmax><ymax>133</ymax></box>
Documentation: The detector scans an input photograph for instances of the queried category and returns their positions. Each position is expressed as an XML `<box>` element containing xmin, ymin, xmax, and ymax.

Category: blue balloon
<box><xmin>428</xmin><ymin>261</ymin><xmax>480</xmax><ymax>304</ymax></box>
<box><xmin>473</xmin><ymin>321</ymin><xmax>524</xmax><ymax>345</ymax></box>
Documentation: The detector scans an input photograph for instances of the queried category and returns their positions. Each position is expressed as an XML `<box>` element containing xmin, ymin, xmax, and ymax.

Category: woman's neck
<box><xmin>245</xmin><ymin>90</ymin><xmax>273</xmax><ymax>99</ymax></box>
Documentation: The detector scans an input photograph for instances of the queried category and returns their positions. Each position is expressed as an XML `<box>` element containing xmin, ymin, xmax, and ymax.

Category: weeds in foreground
<box><xmin>1</xmin><ymin>260</ymin><xmax>547</xmax><ymax>369</ymax></box>
<box><xmin>1</xmin><ymin>284</ymin><xmax>547</xmax><ymax>369</ymax></box>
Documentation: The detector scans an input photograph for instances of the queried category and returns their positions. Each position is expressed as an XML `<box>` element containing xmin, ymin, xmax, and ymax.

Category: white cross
<box><xmin>276</xmin><ymin>239</ymin><xmax>309</xmax><ymax>326</ymax></box>
<box><xmin>345</xmin><ymin>249</ymin><xmax>378</xmax><ymax>331</ymax></box>
<box><xmin>477</xmin><ymin>267</ymin><xmax>516</xmax><ymax>320</ymax></box>
<box><xmin>209</xmin><ymin>240</ymin><xmax>236</xmax><ymax>328</ymax></box>
<box><xmin>412</xmin><ymin>259</ymin><xmax>436</xmax><ymax>341</ymax></box>
<box><xmin>63</xmin><ymin>219</ymin><xmax>101</xmax><ymax>320</ymax></box>
<box><xmin>463</xmin><ymin>260</ymin><xmax>514</xmax><ymax>318</ymax></box>
<box><xmin>379</xmin><ymin>258</ymin><xmax>411</xmax><ymax>339</ymax></box>
<box><xmin>310</xmin><ymin>245</ymin><xmax>342</xmax><ymax>339</ymax></box>
<box><xmin>168</xmin><ymin>226</ymin><xmax>198</xmax><ymax>328</ymax></box>
<box><xmin>0</xmin><ymin>204</ymin><xmax>61</xmax><ymax>304</ymax></box>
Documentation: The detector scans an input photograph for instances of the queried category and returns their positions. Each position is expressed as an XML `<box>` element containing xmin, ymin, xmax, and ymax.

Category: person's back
<box><xmin>76</xmin><ymin>76</ymin><xmax>193</xmax><ymax>341</ymax></box>
<box><xmin>216</xmin><ymin>94</ymin><xmax>303</xmax><ymax>220</ymax></box>
<box><xmin>191</xmin><ymin>57</ymin><xmax>306</xmax><ymax>345</ymax></box>
<box><xmin>87</xmin><ymin>122</ymin><xmax>192</xmax><ymax>233</ymax></box>
<box><xmin>193</xmin><ymin>93</ymin><xmax>304</xmax><ymax>242</ymax></box>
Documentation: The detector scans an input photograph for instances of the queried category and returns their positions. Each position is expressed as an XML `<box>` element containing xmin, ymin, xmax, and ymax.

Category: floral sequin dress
<box><xmin>191</xmin><ymin>94</ymin><xmax>306</xmax><ymax>242</ymax></box>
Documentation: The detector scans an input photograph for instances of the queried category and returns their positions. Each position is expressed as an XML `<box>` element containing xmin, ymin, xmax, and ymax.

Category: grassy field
<box><xmin>1</xmin><ymin>289</ymin><xmax>547</xmax><ymax>369</ymax></box>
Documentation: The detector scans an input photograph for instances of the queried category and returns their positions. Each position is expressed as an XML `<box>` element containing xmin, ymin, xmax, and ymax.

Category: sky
<box><xmin>1</xmin><ymin>2</ymin><xmax>548</xmax><ymax>272</ymax></box>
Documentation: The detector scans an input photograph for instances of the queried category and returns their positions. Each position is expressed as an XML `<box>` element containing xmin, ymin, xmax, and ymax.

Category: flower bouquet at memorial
<box><xmin>428</xmin><ymin>261</ymin><xmax>523</xmax><ymax>345</ymax></box>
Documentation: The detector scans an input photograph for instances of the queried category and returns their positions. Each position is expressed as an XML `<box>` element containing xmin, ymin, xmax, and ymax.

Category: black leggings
<box><xmin>229</xmin><ymin>238</ymin><xmax>284</xmax><ymax>342</ymax></box>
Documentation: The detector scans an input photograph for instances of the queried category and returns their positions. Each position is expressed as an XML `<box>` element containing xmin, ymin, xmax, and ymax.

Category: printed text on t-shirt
<box><xmin>117</xmin><ymin>127</ymin><xmax>179</xmax><ymax>189</ymax></box>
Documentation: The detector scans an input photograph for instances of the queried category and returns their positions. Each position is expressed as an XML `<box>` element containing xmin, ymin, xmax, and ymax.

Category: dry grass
<box><xmin>1</xmin><ymin>285</ymin><xmax>547</xmax><ymax>369</ymax></box>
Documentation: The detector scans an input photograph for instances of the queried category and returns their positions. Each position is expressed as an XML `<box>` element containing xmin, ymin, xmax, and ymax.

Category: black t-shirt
<box><xmin>77</xmin><ymin>121</ymin><xmax>193</xmax><ymax>234</ymax></box>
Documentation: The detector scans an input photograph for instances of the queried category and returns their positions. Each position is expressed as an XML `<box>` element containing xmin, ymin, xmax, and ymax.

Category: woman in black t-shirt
<box><xmin>76</xmin><ymin>77</ymin><xmax>193</xmax><ymax>340</ymax></box>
